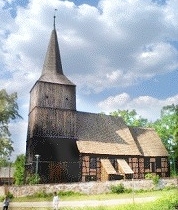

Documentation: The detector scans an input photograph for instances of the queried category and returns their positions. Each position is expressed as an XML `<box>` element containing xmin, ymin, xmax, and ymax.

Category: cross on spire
<box><xmin>53</xmin><ymin>9</ymin><xmax>57</xmax><ymax>29</ymax></box>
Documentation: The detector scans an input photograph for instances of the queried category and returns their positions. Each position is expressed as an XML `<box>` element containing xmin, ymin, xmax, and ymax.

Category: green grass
<box><xmin>10</xmin><ymin>188</ymin><xmax>177</xmax><ymax>202</ymax></box>
<box><xmin>9</xmin><ymin>192</ymin><xmax>178</xmax><ymax>210</ymax></box>
<box><xmin>4</xmin><ymin>188</ymin><xmax>178</xmax><ymax>209</ymax></box>
<box><xmin>5</xmin><ymin>189</ymin><xmax>178</xmax><ymax>210</ymax></box>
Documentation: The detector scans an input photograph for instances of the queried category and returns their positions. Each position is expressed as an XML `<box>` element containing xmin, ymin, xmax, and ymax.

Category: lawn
<box><xmin>11</xmin><ymin>188</ymin><xmax>177</xmax><ymax>201</ymax></box>
<box><xmin>4</xmin><ymin>188</ymin><xmax>178</xmax><ymax>210</ymax></box>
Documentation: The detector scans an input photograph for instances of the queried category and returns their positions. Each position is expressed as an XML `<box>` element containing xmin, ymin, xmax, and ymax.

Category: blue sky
<box><xmin>0</xmin><ymin>0</ymin><xmax>178</xmax><ymax>159</ymax></box>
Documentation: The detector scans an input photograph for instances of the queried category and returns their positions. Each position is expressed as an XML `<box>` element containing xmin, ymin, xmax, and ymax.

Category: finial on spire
<box><xmin>53</xmin><ymin>9</ymin><xmax>57</xmax><ymax>29</ymax></box>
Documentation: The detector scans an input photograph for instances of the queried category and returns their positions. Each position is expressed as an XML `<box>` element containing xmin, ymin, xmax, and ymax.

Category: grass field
<box><xmin>3</xmin><ymin>188</ymin><xmax>178</xmax><ymax>210</ymax></box>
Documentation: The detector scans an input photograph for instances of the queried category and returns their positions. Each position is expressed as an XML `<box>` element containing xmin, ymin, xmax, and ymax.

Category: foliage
<box><xmin>145</xmin><ymin>173</ymin><xmax>160</xmax><ymax>186</ymax></box>
<box><xmin>7</xmin><ymin>192</ymin><xmax>14</xmax><ymax>199</ymax></box>
<box><xmin>110</xmin><ymin>184</ymin><xmax>125</xmax><ymax>194</ymax></box>
<box><xmin>110</xmin><ymin>109</ymin><xmax>149</xmax><ymax>127</ymax></box>
<box><xmin>28</xmin><ymin>190</ymin><xmax>53</xmax><ymax>198</ymax></box>
<box><xmin>24</xmin><ymin>190</ymin><xmax>82</xmax><ymax>200</ymax></box>
<box><xmin>0</xmin><ymin>158</ymin><xmax>11</xmax><ymax>167</ymax></box>
<box><xmin>58</xmin><ymin>191</ymin><xmax>82</xmax><ymax>197</ymax></box>
<box><xmin>152</xmin><ymin>105</ymin><xmax>177</xmax><ymax>151</ymax></box>
<box><xmin>26</xmin><ymin>174</ymin><xmax>40</xmax><ymax>185</ymax></box>
<box><xmin>151</xmin><ymin>104</ymin><xmax>178</xmax><ymax>174</ymax></box>
<box><xmin>0</xmin><ymin>89</ymin><xmax>22</xmax><ymax>162</ymax></box>
<box><xmin>13</xmin><ymin>154</ymin><xmax>25</xmax><ymax>185</ymax></box>
<box><xmin>173</xmin><ymin>108</ymin><xmax>178</xmax><ymax>160</ymax></box>
<box><xmin>0</xmin><ymin>192</ymin><xmax>14</xmax><ymax>202</ymax></box>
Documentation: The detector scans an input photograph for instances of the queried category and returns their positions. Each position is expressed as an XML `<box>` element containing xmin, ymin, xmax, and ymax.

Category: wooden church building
<box><xmin>25</xmin><ymin>20</ymin><xmax>170</xmax><ymax>183</ymax></box>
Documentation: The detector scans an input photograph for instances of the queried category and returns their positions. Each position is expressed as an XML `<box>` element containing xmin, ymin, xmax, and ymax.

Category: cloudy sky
<box><xmin>1</xmin><ymin>0</ymin><xmax>178</xmax><ymax>159</ymax></box>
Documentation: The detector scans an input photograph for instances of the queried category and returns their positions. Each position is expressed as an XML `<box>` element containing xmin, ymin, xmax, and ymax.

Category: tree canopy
<box><xmin>0</xmin><ymin>89</ymin><xmax>21</xmax><ymax>164</ymax></box>
<box><xmin>110</xmin><ymin>109</ymin><xmax>149</xmax><ymax>127</ymax></box>
<box><xmin>13</xmin><ymin>154</ymin><xmax>25</xmax><ymax>185</ymax></box>
<box><xmin>152</xmin><ymin>104</ymin><xmax>178</xmax><ymax>152</ymax></box>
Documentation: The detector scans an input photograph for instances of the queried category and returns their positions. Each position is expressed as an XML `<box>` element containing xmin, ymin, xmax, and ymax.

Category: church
<box><xmin>25</xmin><ymin>19</ymin><xmax>169</xmax><ymax>183</ymax></box>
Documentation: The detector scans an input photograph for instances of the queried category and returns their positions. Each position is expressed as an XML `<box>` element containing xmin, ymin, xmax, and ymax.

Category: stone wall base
<box><xmin>0</xmin><ymin>178</ymin><xmax>177</xmax><ymax>197</ymax></box>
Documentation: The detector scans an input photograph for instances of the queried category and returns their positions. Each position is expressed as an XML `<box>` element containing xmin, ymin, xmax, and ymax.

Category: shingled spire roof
<box><xmin>38</xmin><ymin>18</ymin><xmax>75</xmax><ymax>86</ymax></box>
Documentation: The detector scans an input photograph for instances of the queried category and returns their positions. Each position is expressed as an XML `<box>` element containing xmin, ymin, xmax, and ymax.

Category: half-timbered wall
<box><xmin>128</xmin><ymin>157</ymin><xmax>144</xmax><ymax>179</ymax></box>
<box><xmin>81</xmin><ymin>156</ymin><xmax>101</xmax><ymax>182</ymax></box>
<box><xmin>144</xmin><ymin>157</ymin><xmax>169</xmax><ymax>177</ymax></box>
<box><xmin>81</xmin><ymin>155</ymin><xmax>169</xmax><ymax>181</ymax></box>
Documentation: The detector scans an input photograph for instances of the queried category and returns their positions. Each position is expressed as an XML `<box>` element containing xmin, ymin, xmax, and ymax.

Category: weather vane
<box><xmin>54</xmin><ymin>9</ymin><xmax>58</xmax><ymax>29</ymax></box>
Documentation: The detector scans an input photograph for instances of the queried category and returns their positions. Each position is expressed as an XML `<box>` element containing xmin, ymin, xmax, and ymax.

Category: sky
<box><xmin>0</xmin><ymin>0</ymin><xmax>178</xmax><ymax>159</ymax></box>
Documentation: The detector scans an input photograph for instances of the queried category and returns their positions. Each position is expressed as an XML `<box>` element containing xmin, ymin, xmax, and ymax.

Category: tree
<box><xmin>151</xmin><ymin>104</ymin><xmax>178</xmax><ymax>174</ymax></box>
<box><xmin>152</xmin><ymin>105</ymin><xmax>177</xmax><ymax>152</ymax></box>
<box><xmin>110</xmin><ymin>109</ymin><xmax>149</xmax><ymax>127</ymax></box>
<box><xmin>0</xmin><ymin>89</ymin><xmax>22</xmax><ymax>163</ymax></box>
<box><xmin>13</xmin><ymin>154</ymin><xmax>25</xmax><ymax>185</ymax></box>
<box><xmin>173</xmin><ymin>106</ymin><xmax>178</xmax><ymax>159</ymax></box>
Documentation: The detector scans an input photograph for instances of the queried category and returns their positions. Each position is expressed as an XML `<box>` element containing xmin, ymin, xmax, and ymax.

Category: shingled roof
<box><xmin>76</xmin><ymin>112</ymin><xmax>141</xmax><ymax>156</ymax></box>
<box><xmin>129</xmin><ymin>127</ymin><xmax>168</xmax><ymax>157</ymax></box>
<box><xmin>38</xmin><ymin>29</ymin><xmax>75</xmax><ymax>86</ymax></box>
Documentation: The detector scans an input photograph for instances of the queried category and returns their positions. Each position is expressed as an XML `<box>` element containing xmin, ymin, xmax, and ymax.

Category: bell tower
<box><xmin>25</xmin><ymin>17</ymin><xmax>80</xmax><ymax>183</ymax></box>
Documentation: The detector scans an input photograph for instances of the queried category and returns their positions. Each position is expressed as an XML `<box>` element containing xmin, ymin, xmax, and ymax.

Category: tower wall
<box><xmin>28</xmin><ymin>107</ymin><xmax>77</xmax><ymax>138</ymax></box>
<box><xmin>29</xmin><ymin>82</ymin><xmax>76</xmax><ymax>112</ymax></box>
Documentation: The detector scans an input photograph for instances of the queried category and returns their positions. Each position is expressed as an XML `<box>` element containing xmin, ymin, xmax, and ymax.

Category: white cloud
<box><xmin>0</xmin><ymin>0</ymin><xmax>177</xmax><ymax>95</ymax></box>
<box><xmin>98</xmin><ymin>93</ymin><xmax>178</xmax><ymax>121</ymax></box>
<box><xmin>0</xmin><ymin>0</ymin><xmax>178</xmax><ymax>158</ymax></box>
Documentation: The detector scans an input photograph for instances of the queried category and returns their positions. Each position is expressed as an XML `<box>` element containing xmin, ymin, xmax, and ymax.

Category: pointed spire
<box><xmin>42</xmin><ymin>27</ymin><xmax>64</xmax><ymax>76</ymax></box>
<box><xmin>39</xmin><ymin>14</ymin><xmax>75</xmax><ymax>86</ymax></box>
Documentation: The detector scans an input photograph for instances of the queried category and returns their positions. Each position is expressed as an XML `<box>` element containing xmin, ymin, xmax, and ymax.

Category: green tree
<box><xmin>13</xmin><ymin>154</ymin><xmax>25</xmax><ymax>185</ymax></box>
<box><xmin>152</xmin><ymin>105</ymin><xmax>177</xmax><ymax>152</ymax></box>
<box><xmin>151</xmin><ymin>104</ymin><xmax>178</xmax><ymax>174</ymax></box>
<box><xmin>0</xmin><ymin>89</ymin><xmax>22</xmax><ymax>164</ymax></box>
<box><xmin>173</xmin><ymin>106</ymin><xmax>178</xmax><ymax>158</ymax></box>
<box><xmin>110</xmin><ymin>109</ymin><xmax>149</xmax><ymax>127</ymax></box>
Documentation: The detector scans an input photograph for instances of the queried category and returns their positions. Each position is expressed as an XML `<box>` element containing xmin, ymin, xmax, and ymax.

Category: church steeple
<box><xmin>42</xmin><ymin>28</ymin><xmax>63</xmax><ymax>76</ymax></box>
<box><xmin>38</xmin><ymin>17</ymin><xmax>75</xmax><ymax>86</ymax></box>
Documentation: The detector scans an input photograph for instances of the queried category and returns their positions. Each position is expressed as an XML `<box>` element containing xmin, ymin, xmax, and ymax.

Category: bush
<box><xmin>58</xmin><ymin>191</ymin><xmax>82</xmax><ymax>197</ymax></box>
<box><xmin>0</xmin><ymin>192</ymin><xmax>14</xmax><ymax>202</ymax></box>
<box><xmin>27</xmin><ymin>190</ymin><xmax>81</xmax><ymax>198</ymax></box>
<box><xmin>145</xmin><ymin>173</ymin><xmax>160</xmax><ymax>186</ymax></box>
<box><xmin>7</xmin><ymin>192</ymin><xmax>14</xmax><ymax>199</ymax></box>
<box><xmin>110</xmin><ymin>184</ymin><xmax>125</xmax><ymax>194</ymax></box>
<box><xmin>26</xmin><ymin>174</ymin><xmax>40</xmax><ymax>185</ymax></box>
<box><xmin>0</xmin><ymin>196</ymin><xmax>4</xmax><ymax>202</ymax></box>
<box><xmin>33</xmin><ymin>191</ymin><xmax>53</xmax><ymax>198</ymax></box>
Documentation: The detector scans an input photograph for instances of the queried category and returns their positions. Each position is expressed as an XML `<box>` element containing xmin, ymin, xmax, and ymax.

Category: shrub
<box><xmin>0</xmin><ymin>192</ymin><xmax>14</xmax><ymax>202</ymax></box>
<box><xmin>0</xmin><ymin>196</ymin><xmax>4</xmax><ymax>202</ymax></box>
<box><xmin>145</xmin><ymin>173</ymin><xmax>160</xmax><ymax>186</ymax></box>
<box><xmin>7</xmin><ymin>192</ymin><xmax>14</xmax><ymax>199</ymax></box>
<box><xmin>58</xmin><ymin>191</ymin><xmax>82</xmax><ymax>196</ymax></box>
<box><xmin>26</xmin><ymin>174</ymin><xmax>40</xmax><ymax>185</ymax></box>
<box><xmin>110</xmin><ymin>184</ymin><xmax>125</xmax><ymax>194</ymax></box>
<box><xmin>33</xmin><ymin>191</ymin><xmax>52</xmax><ymax>198</ymax></box>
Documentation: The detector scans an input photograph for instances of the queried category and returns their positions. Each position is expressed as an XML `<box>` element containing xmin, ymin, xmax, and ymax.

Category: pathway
<box><xmin>9</xmin><ymin>196</ymin><xmax>158</xmax><ymax>208</ymax></box>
